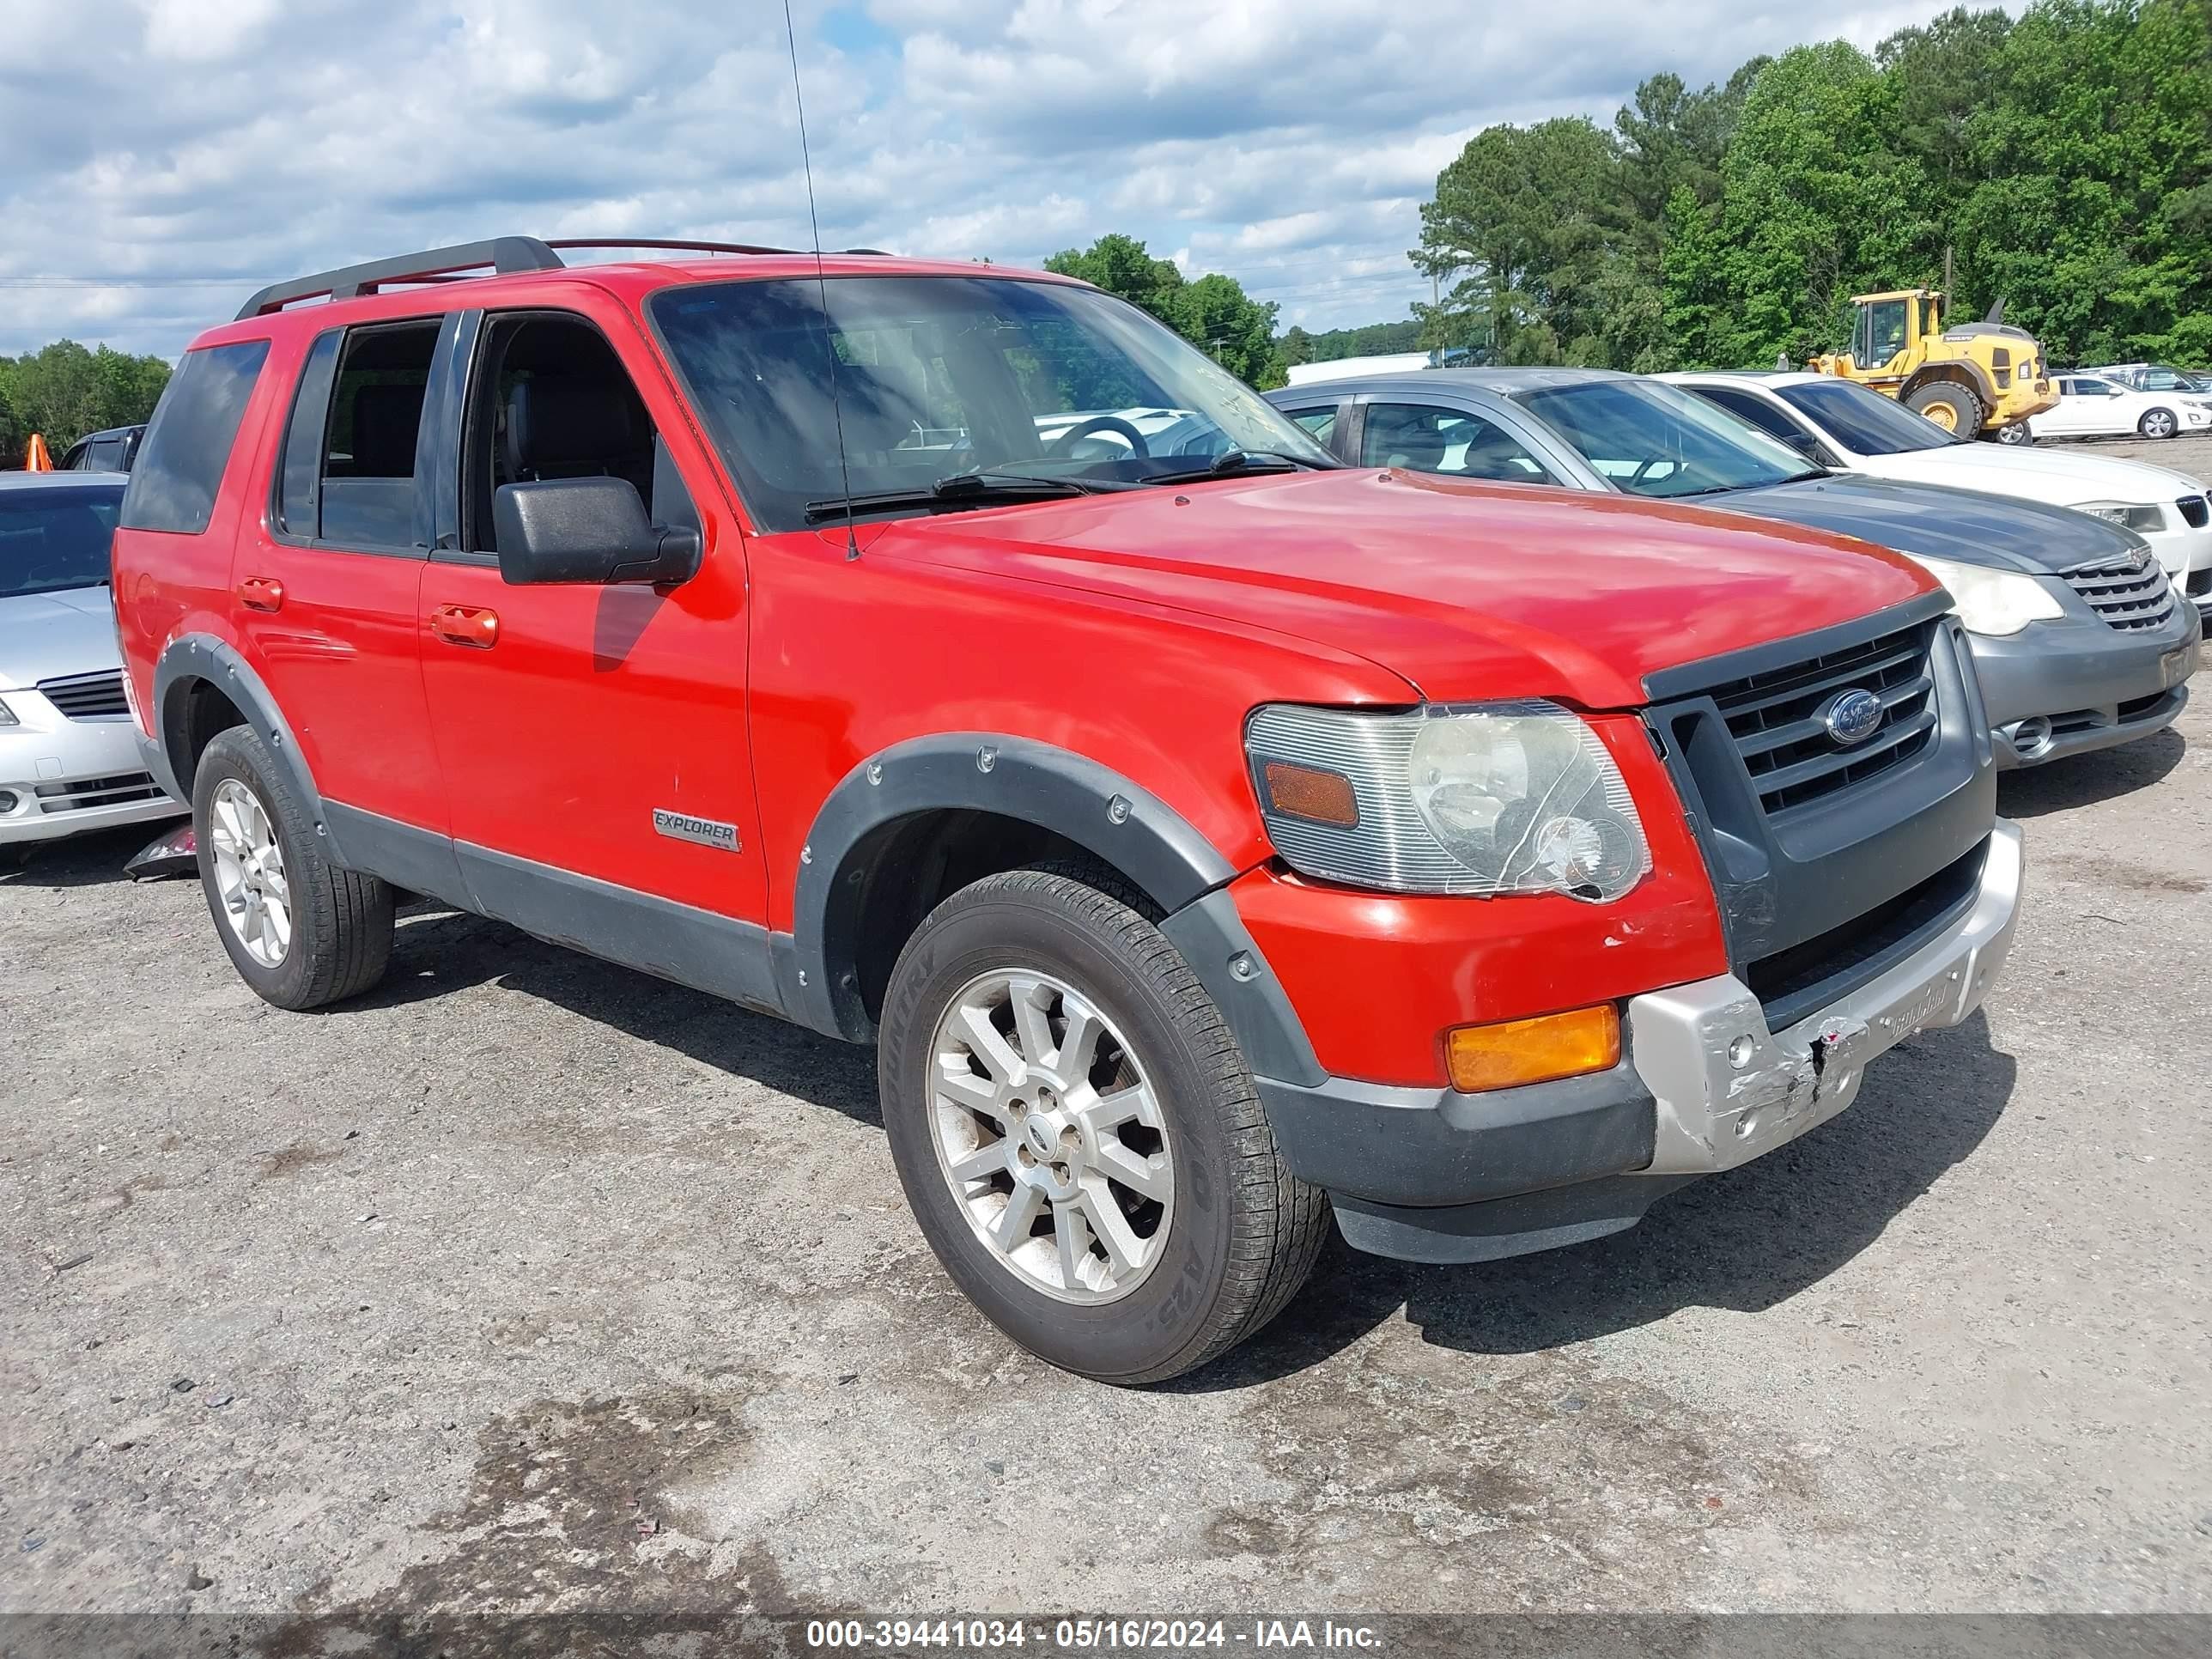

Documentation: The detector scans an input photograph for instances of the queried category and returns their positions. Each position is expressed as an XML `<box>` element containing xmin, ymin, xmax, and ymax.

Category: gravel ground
<box><xmin>3</xmin><ymin>523</ymin><xmax>2210</xmax><ymax>1626</ymax></box>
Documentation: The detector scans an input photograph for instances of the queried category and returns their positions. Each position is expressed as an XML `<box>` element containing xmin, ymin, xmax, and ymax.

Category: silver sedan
<box><xmin>1</xmin><ymin>471</ymin><xmax>183</xmax><ymax>849</ymax></box>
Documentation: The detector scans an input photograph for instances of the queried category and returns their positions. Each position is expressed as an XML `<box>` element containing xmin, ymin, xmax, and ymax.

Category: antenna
<box><xmin>782</xmin><ymin>0</ymin><xmax>860</xmax><ymax>561</ymax></box>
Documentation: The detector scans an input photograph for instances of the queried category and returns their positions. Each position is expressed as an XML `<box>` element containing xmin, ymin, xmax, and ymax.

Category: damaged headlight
<box><xmin>1910</xmin><ymin>555</ymin><xmax>2064</xmax><ymax>636</ymax></box>
<box><xmin>1245</xmin><ymin>702</ymin><xmax>1651</xmax><ymax>902</ymax></box>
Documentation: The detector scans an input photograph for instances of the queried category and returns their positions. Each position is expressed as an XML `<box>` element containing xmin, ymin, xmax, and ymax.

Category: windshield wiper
<box><xmin>802</xmin><ymin>471</ymin><xmax>1128</xmax><ymax>524</ymax></box>
<box><xmin>1138</xmin><ymin>449</ymin><xmax>1330</xmax><ymax>485</ymax></box>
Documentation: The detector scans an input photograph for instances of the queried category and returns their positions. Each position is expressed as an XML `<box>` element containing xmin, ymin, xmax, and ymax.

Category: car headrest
<box><xmin>1367</xmin><ymin>413</ymin><xmax>1449</xmax><ymax>473</ymax></box>
<box><xmin>350</xmin><ymin>383</ymin><xmax>425</xmax><ymax>477</ymax></box>
<box><xmin>506</xmin><ymin>377</ymin><xmax>645</xmax><ymax>478</ymax></box>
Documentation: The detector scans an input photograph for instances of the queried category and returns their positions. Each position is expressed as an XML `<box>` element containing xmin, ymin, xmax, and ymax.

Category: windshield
<box><xmin>0</xmin><ymin>485</ymin><xmax>123</xmax><ymax>598</ymax></box>
<box><xmin>1778</xmin><ymin>379</ymin><xmax>1960</xmax><ymax>455</ymax></box>
<box><xmin>650</xmin><ymin>276</ymin><xmax>1336</xmax><ymax>531</ymax></box>
<box><xmin>1512</xmin><ymin>379</ymin><xmax>1814</xmax><ymax>498</ymax></box>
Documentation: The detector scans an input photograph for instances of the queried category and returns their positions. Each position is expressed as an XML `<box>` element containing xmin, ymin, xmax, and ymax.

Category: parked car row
<box><xmin>8</xmin><ymin>236</ymin><xmax>2197</xmax><ymax>1386</ymax></box>
<box><xmin>2022</xmin><ymin>373</ymin><xmax>2212</xmax><ymax>442</ymax></box>
<box><xmin>1267</xmin><ymin>368</ymin><xmax>2204</xmax><ymax>769</ymax></box>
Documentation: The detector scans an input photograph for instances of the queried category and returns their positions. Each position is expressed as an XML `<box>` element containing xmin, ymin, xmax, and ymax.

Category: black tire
<box><xmin>1905</xmin><ymin>381</ymin><xmax>1983</xmax><ymax>440</ymax></box>
<box><xmin>191</xmin><ymin>726</ymin><xmax>394</xmax><ymax>1010</ymax></box>
<box><xmin>878</xmin><ymin>866</ymin><xmax>1329</xmax><ymax>1385</ymax></box>
<box><xmin>2139</xmin><ymin>407</ymin><xmax>2179</xmax><ymax>440</ymax></box>
<box><xmin>1992</xmin><ymin>422</ymin><xmax>2034</xmax><ymax>447</ymax></box>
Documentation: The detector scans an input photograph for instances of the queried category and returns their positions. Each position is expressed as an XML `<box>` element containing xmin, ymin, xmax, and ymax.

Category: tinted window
<box><xmin>650</xmin><ymin>276</ymin><xmax>1334</xmax><ymax>532</ymax></box>
<box><xmin>119</xmin><ymin>340</ymin><xmax>269</xmax><ymax>534</ymax></box>
<box><xmin>460</xmin><ymin>311</ymin><xmax>695</xmax><ymax>556</ymax></box>
<box><xmin>1359</xmin><ymin>403</ymin><xmax>1558</xmax><ymax>484</ymax></box>
<box><xmin>1279</xmin><ymin>405</ymin><xmax>1338</xmax><ymax>444</ymax></box>
<box><xmin>315</xmin><ymin>320</ymin><xmax>441</xmax><ymax>549</ymax></box>
<box><xmin>0</xmin><ymin>484</ymin><xmax>125</xmax><ymax>597</ymax></box>
<box><xmin>1777</xmin><ymin>380</ymin><xmax>1957</xmax><ymax>455</ymax></box>
<box><xmin>1514</xmin><ymin>380</ymin><xmax>1810</xmax><ymax>499</ymax></box>
<box><xmin>1691</xmin><ymin>386</ymin><xmax>1806</xmax><ymax>444</ymax></box>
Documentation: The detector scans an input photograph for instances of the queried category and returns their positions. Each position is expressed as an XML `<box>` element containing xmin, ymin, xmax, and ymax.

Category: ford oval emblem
<box><xmin>1824</xmin><ymin>688</ymin><xmax>1885</xmax><ymax>746</ymax></box>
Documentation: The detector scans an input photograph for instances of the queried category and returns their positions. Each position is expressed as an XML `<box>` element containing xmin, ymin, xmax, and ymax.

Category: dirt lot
<box><xmin>4</xmin><ymin>475</ymin><xmax>2210</xmax><ymax>1623</ymax></box>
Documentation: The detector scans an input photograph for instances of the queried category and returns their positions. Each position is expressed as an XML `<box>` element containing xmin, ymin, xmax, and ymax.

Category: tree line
<box><xmin>0</xmin><ymin>341</ymin><xmax>173</xmax><ymax>465</ymax></box>
<box><xmin>1412</xmin><ymin>0</ymin><xmax>2212</xmax><ymax>373</ymax></box>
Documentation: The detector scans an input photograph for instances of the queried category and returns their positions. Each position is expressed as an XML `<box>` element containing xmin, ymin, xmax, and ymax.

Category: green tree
<box><xmin>0</xmin><ymin>339</ymin><xmax>172</xmax><ymax>453</ymax></box>
<box><xmin>1412</xmin><ymin>117</ymin><xmax>1627</xmax><ymax>363</ymax></box>
<box><xmin>1046</xmin><ymin>234</ymin><xmax>1285</xmax><ymax>387</ymax></box>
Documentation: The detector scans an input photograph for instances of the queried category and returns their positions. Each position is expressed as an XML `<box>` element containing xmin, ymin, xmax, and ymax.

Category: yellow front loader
<box><xmin>1807</xmin><ymin>289</ymin><xmax>2057</xmax><ymax>441</ymax></box>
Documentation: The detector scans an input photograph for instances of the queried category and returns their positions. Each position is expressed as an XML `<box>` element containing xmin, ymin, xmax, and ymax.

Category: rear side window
<box><xmin>119</xmin><ymin>340</ymin><xmax>270</xmax><ymax>534</ymax></box>
<box><xmin>305</xmin><ymin>319</ymin><xmax>441</xmax><ymax>550</ymax></box>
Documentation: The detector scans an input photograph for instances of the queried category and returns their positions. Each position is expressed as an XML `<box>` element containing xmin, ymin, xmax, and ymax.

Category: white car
<box><xmin>2026</xmin><ymin>374</ymin><xmax>2212</xmax><ymax>441</ymax></box>
<box><xmin>1666</xmin><ymin>372</ymin><xmax>2212</xmax><ymax>607</ymax></box>
<box><xmin>1</xmin><ymin>471</ymin><xmax>185</xmax><ymax>852</ymax></box>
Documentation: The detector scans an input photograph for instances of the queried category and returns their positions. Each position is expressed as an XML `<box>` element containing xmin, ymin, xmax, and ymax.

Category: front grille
<box><xmin>2179</xmin><ymin>495</ymin><xmax>2209</xmax><ymax>529</ymax></box>
<box><xmin>33</xmin><ymin>771</ymin><xmax>163</xmax><ymax>815</ymax></box>
<box><xmin>1701</xmin><ymin>622</ymin><xmax>1938</xmax><ymax>817</ymax></box>
<box><xmin>36</xmin><ymin>670</ymin><xmax>130</xmax><ymax>720</ymax></box>
<box><xmin>2188</xmin><ymin>566</ymin><xmax>2211</xmax><ymax>600</ymax></box>
<box><xmin>1746</xmin><ymin>839</ymin><xmax>1987</xmax><ymax>1030</ymax></box>
<box><xmin>2065</xmin><ymin>556</ymin><xmax>2176</xmax><ymax>630</ymax></box>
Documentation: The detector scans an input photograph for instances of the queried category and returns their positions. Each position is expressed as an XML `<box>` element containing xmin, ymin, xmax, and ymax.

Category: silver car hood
<box><xmin>0</xmin><ymin>584</ymin><xmax>123</xmax><ymax>690</ymax></box>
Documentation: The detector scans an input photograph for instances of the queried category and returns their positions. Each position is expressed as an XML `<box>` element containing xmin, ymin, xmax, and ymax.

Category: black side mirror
<box><xmin>493</xmin><ymin>477</ymin><xmax>703</xmax><ymax>586</ymax></box>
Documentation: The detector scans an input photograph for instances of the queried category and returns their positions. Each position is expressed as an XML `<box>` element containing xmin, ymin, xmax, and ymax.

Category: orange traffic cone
<box><xmin>23</xmin><ymin>433</ymin><xmax>53</xmax><ymax>471</ymax></box>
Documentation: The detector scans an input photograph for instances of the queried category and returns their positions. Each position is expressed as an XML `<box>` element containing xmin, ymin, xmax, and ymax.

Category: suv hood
<box><xmin>877</xmin><ymin>468</ymin><xmax>1934</xmax><ymax>708</ymax></box>
<box><xmin>0</xmin><ymin>584</ymin><xmax>122</xmax><ymax>690</ymax></box>
<box><xmin>1852</xmin><ymin>441</ymin><xmax>2209</xmax><ymax>509</ymax></box>
<box><xmin>1718</xmin><ymin>473</ymin><xmax>2147</xmax><ymax>575</ymax></box>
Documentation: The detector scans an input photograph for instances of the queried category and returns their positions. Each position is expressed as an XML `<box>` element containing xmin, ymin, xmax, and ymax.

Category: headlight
<box><xmin>2079</xmin><ymin>501</ymin><xmax>2166</xmax><ymax>534</ymax></box>
<box><xmin>1245</xmin><ymin>702</ymin><xmax>1651</xmax><ymax>902</ymax></box>
<box><xmin>1909</xmin><ymin>555</ymin><xmax>2064</xmax><ymax>636</ymax></box>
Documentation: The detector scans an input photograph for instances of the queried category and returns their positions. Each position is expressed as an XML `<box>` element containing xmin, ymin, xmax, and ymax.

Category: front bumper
<box><xmin>1260</xmin><ymin>821</ymin><xmax>2024</xmax><ymax>1264</ymax></box>
<box><xmin>1968</xmin><ymin>607</ymin><xmax>2197</xmax><ymax>768</ymax></box>
<box><xmin>2</xmin><ymin>693</ymin><xmax>183</xmax><ymax>847</ymax></box>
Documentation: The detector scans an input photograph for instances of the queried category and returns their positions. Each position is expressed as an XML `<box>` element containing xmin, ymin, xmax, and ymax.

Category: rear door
<box><xmin>412</xmin><ymin>297</ymin><xmax>769</xmax><ymax>985</ymax></box>
<box><xmin>231</xmin><ymin>318</ymin><xmax>449</xmax><ymax>838</ymax></box>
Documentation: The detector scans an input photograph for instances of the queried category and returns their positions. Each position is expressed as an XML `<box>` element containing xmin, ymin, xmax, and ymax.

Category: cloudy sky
<box><xmin>3</xmin><ymin>0</ymin><xmax>1973</xmax><ymax>359</ymax></box>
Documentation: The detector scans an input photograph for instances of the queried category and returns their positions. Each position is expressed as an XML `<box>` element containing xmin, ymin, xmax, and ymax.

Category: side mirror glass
<box><xmin>492</xmin><ymin>477</ymin><xmax>703</xmax><ymax>586</ymax></box>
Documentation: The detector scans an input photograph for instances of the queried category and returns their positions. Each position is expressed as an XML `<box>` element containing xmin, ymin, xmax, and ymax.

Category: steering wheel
<box><xmin>1044</xmin><ymin>415</ymin><xmax>1151</xmax><ymax>460</ymax></box>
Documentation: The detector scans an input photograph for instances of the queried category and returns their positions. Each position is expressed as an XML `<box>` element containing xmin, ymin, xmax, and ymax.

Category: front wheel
<box><xmin>878</xmin><ymin>867</ymin><xmax>1328</xmax><ymax>1384</ymax></box>
<box><xmin>2140</xmin><ymin>407</ymin><xmax>2179</xmax><ymax>440</ymax></box>
<box><xmin>1993</xmin><ymin>422</ymin><xmax>2034</xmax><ymax>447</ymax></box>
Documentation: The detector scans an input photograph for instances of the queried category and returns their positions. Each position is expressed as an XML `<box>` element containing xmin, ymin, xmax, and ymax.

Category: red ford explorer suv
<box><xmin>112</xmin><ymin>239</ymin><xmax>2022</xmax><ymax>1382</ymax></box>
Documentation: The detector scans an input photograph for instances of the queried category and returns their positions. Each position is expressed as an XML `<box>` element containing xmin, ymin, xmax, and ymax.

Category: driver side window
<box><xmin>1358</xmin><ymin>404</ymin><xmax>1558</xmax><ymax>485</ymax></box>
<box><xmin>458</xmin><ymin>312</ymin><xmax>697</xmax><ymax>561</ymax></box>
<box><xmin>1863</xmin><ymin>301</ymin><xmax>1909</xmax><ymax>367</ymax></box>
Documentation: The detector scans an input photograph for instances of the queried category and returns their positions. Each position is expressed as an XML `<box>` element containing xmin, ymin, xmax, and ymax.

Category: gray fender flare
<box><xmin>149</xmin><ymin>635</ymin><xmax>331</xmax><ymax>847</ymax></box>
<box><xmin>779</xmin><ymin>732</ymin><xmax>1325</xmax><ymax>1085</ymax></box>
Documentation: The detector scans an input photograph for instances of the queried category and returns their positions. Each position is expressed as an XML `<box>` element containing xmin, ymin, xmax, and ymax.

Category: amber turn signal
<box><xmin>1261</xmin><ymin>761</ymin><xmax>1358</xmax><ymax>827</ymax></box>
<box><xmin>1446</xmin><ymin>1005</ymin><xmax>1621</xmax><ymax>1093</ymax></box>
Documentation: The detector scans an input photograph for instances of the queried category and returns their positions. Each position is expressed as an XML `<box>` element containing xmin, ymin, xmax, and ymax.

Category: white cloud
<box><xmin>1</xmin><ymin>0</ymin><xmax>1990</xmax><ymax>356</ymax></box>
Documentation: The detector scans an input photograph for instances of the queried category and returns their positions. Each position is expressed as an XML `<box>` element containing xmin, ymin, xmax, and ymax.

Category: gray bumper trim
<box><xmin>1630</xmin><ymin>818</ymin><xmax>2022</xmax><ymax>1174</ymax></box>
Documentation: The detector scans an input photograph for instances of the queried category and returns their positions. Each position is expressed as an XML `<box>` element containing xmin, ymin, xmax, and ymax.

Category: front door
<box><xmin>413</xmin><ymin>300</ymin><xmax>772</xmax><ymax>1000</ymax></box>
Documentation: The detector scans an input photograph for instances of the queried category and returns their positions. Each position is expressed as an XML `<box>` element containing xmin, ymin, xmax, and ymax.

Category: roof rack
<box><xmin>236</xmin><ymin>237</ymin><xmax>896</xmax><ymax>320</ymax></box>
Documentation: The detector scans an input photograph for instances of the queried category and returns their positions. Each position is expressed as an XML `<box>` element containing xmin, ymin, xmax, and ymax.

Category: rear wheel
<box><xmin>2139</xmin><ymin>407</ymin><xmax>2179</xmax><ymax>440</ymax></box>
<box><xmin>192</xmin><ymin>727</ymin><xmax>394</xmax><ymax>1010</ymax></box>
<box><xmin>878</xmin><ymin>866</ymin><xmax>1328</xmax><ymax>1384</ymax></box>
<box><xmin>1906</xmin><ymin>381</ymin><xmax>1983</xmax><ymax>440</ymax></box>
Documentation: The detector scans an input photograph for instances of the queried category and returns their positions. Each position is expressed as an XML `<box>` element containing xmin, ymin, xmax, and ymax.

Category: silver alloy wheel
<box><xmin>926</xmin><ymin>969</ymin><xmax>1175</xmax><ymax>1304</ymax></box>
<box><xmin>2145</xmin><ymin>409</ymin><xmax>2178</xmax><ymax>438</ymax></box>
<box><xmin>208</xmin><ymin>777</ymin><xmax>292</xmax><ymax>968</ymax></box>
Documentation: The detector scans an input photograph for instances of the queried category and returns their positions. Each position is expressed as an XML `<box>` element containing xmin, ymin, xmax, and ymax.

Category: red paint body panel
<box><xmin>1227</xmin><ymin>715</ymin><xmax>1729</xmax><ymax>1087</ymax></box>
<box><xmin>872</xmin><ymin>466</ymin><xmax>1936</xmax><ymax>709</ymax></box>
<box><xmin>114</xmin><ymin>252</ymin><xmax>1948</xmax><ymax>1091</ymax></box>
